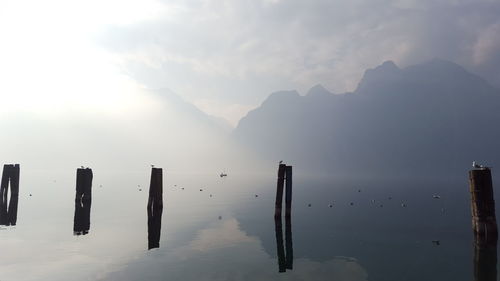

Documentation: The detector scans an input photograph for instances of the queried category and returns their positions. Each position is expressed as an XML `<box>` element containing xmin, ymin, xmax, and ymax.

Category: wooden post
<box><xmin>73</xmin><ymin>168</ymin><xmax>93</xmax><ymax>235</ymax></box>
<box><xmin>148</xmin><ymin>168</ymin><xmax>163</xmax><ymax>209</ymax></box>
<box><xmin>470</xmin><ymin>167</ymin><xmax>498</xmax><ymax>281</ymax></box>
<box><xmin>275</xmin><ymin>164</ymin><xmax>286</xmax><ymax>218</ymax></box>
<box><xmin>469</xmin><ymin>168</ymin><xmax>498</xmax><ymax>240</ymax></box>
<box><xmin>0</xmin><ymin>164</ymin><xmax>20</xmax><ymax>226</ymax></box>
<box><xmin>285</xmin><ymin>166</ymin><xmax>292</xmax><ymax>218</ymax></box>
<box><xmin>274</xmin><ymin>163</ymin><xmax>293</xmax><ymax>272</ymax></box>
<box><xmin>147</xmin><ymin>167</ymin><xmax>163</xmax><ymax>249</ymax></box>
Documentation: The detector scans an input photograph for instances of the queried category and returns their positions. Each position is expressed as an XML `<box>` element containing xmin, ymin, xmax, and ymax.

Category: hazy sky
<box><xmin>1</xmin><ymin>0</ymin><xmax>499</xmax><ymax>125</ymax></box>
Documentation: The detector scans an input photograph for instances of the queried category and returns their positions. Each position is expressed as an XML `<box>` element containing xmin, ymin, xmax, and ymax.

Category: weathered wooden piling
<box><xmin>469</xmin><ymin>167</ymin><xmax>498</xmax><ymax>240</ymax></box>
<box><xmin>275</xmin><ymin>164</ymin><xmax>286</xmax><ymax>218</ymax></box>
<box><xmin>148</xmin><ymin>168</ymin><xmax>163</xmax><ymax>209</ymax></box>
<box><xmin>275</xmin><ymin>163</ymin><xmax>293</xmax><ymax>218</ymax></box>
<box><xmin>147</xmin><ymin>167</ymin><xmax>163</xmax><ymax>249</ymax></box>
<box><xmin>285</xmin><ymin>166</ymin><xmax>293</xmax><ymax>218</ymax></box>
<box><xmin>0</xmin><ymin>164</ymin><xmax>20</xmax><ymax>226</ymax></box>
<box><xmin>73</xmin><ymin>168</ymin><xmax>93</xmax><ymax>235</ymax></box>
<box><xmin>274</xmin><ymin>163</ymin><xmax>294</xmax><ymax>273</ymax></box>
<box><xmin>469</xmin><ymin>167</ymin><xmax>498</xmax><ymax>281</ymax></box>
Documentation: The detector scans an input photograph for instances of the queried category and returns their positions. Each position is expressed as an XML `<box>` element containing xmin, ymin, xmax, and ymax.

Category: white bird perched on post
<box><xmin>472</xmin><ymin>161</ymin><xmax>482</xmax><ymax>169</ymax></box>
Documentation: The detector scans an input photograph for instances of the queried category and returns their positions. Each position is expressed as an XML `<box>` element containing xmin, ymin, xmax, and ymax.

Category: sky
<box><xmin>1</xmin><ymin>0</ymin><xmax>500</xmax><ymax>126</ymax></box>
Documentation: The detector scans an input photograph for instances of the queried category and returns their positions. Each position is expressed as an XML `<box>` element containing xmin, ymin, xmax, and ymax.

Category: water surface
<box><xmin>0</xmin><ymin>171</ymin><xmax>494</xmax><ymax>281</ymax></box>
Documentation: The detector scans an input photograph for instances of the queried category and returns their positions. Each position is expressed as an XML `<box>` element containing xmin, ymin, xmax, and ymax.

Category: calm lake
<box><xmin>0</xmin><ymin>170</ymin><xmax>496</xmax><ymax>281</ymax></box>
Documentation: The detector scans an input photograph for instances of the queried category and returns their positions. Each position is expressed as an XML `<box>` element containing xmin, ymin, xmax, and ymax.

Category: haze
<box><xmin>1</xmin><ymin>0</ymin><xmax>500</xmax><ymax>174</ymax></box>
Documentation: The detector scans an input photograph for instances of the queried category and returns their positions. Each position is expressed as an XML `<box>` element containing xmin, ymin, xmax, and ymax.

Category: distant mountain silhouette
<box><xmin>150</xmin><ymin>88</ymin><xmax>232</xmax><ymax>134</ymax></box>
<box><xmin>233</xmin><ymin>59</ymin><xmax>500</xmax><ymax>178</ymax></box>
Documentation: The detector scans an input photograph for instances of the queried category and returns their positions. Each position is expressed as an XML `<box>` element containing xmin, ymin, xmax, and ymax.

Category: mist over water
<box><xmin>0</xmin><ymin>88</ymin><xmax>262</xmax><ymax>175</ymax></box>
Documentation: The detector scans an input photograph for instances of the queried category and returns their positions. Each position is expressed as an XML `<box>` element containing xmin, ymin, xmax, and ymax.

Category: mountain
<box><xmin>232</xmin><ymin>59</ymin><xmax>500</xmax><ymax>178</ymax></box>
<box><xmin>150</xmin><ymin>88</ymin><xmax>232</xmax><ymax>134</ymax></box>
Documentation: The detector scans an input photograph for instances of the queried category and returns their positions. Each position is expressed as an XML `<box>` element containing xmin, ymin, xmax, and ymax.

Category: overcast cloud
<box><xmin>93</xmin><ymin>0</ymin><xmax>500</xmax><ymax>124</ymax></box>
<box><xmin>1</xmin><ymin>0</ymin><xmax>499</xmax><ymax>125</ymax></box>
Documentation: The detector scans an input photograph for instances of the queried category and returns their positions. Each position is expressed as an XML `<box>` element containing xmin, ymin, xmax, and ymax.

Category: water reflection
<box><xmin>0</xmin><ymin>164</ymin><xmax>20</xmax><ymax>226</ymax></box>
<box><xmin>73</xmin><ymin>168</ymin><xmax>93</xmax><ymax>235</ymax></box>
<box><xmin>274</xmin><ymin>215</ymin><xmax>293</xmax><ymax>272</ymax></box>
<box><xmin>473</xmin><ymin>233</ymin><xmax>497</xmax><ymax>281</ymax></box>
<box><xmin>147</xmin><ymin>167</ymin><xmax>163</xmax><ymax>250</ymax></box>
<box><xmin>147</xmin><ymin>204</ymin><xmax>163</xmax><ymax>249</ymax></box>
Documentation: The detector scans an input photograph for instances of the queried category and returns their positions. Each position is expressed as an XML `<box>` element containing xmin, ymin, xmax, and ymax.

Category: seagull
<box><xmin>433</xmin><ymin>195</ymin><xmax>441</xmax><ymax>199</ymax></box>
<box><xmin>80</xmin><ymin>166</ymin><xmax>84</xmax><ymax>169</ymax></box>
<box><xmin>279</xmin><ymin>160</ymin><xmax>283</xmax><ymax>164</ymax></box>
<box><xmin>472</xmin><ymin>161</ymin><xmax>481</xmax><ymax>168</ymax></box>
<box><xmin>151</xmin><ymin>164</ymin><xmax>155</xmax><ymax>168</ymax></box>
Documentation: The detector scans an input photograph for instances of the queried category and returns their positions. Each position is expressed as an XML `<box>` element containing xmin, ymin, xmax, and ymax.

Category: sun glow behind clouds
<box><xmin>0</xmin><ymin>0</ymin><xmax>167</xmax><ymax>114</ymax></box>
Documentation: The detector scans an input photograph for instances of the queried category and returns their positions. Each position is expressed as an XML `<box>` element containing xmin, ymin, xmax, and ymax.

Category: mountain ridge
<box><xmin>233</xmin><ymin>59</ymin><xmax>500</xmax><ymax>177</ymax></box>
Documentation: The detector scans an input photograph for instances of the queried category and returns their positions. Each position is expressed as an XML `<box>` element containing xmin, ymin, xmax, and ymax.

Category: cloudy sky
<box><xmin>1</xmin><ymin>0</ymin><xmax>499</xmax><ymax>125</ymax></box>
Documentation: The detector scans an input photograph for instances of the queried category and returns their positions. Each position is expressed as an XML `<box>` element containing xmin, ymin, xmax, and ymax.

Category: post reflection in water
<box><xmin>473</xmin><ymin>233</ymin><xmax>497</xmax><ymax>281</ymax></box>
<box><xmin>274</xmin><ymin>215</ymin><xmax>293</xmax><ymax>272</ymax></box>
<box><xmin>147</xmin><ymin>167</ymin><xmax>163</xmax><ymax>250</ymax></box>
<box><xmin>148</xmin><ymin>202</ymin><xmax>163</xmax><ymax>250</ymax></box>
<box><xmin>0</xmin><ymin>164</ymin><xmax>20</xmax><ymax>226</ymax></box>
<box><xmin>73</xmin><ymin>168</ymin><xmax>93</xmax><ymax>235</ymax></box>
<box><xmin>285</xmin><ymin>216</ymin><xmax>293</xmax><ymax>270</ymax></box>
